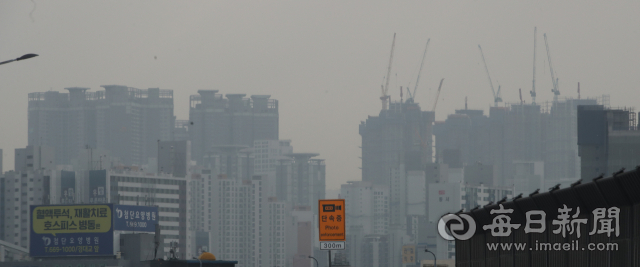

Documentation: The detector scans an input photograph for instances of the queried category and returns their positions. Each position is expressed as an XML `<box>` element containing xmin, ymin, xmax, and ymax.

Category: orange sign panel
<box><xmin>318</xmin><ymin>199</ymin><xmax>346</xmax><ymax>241</ymax></box>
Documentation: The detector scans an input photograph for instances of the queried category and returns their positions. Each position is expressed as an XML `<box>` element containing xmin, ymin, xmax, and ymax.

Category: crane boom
<box><xmin>544</xmin><ymin>33</ymin><xmax>560</xmax><ymax>101</ymax></box>
<box><xmin>412</xmin><ymin>39</ymin><xmax>430</xmax><ymax>101</ymax></box>
<box><xmin>531</xmin><ymin>27</ymin><xmax>537</xmax><ymax>104</ymax></box>
<box><xmin>381</xmin><ymin>33</ymin><xmax>396</xmax><ymax>110</ymax></box>
<box><xmin>478</xmin><ymin>45</ymin><xmax>501</xmax><ymax>106</ymax></box>
<box><xmin>519</xmin><ymin>88</ymin><xmax>523</xmax><ymax>104</ymax></box>
<box><xmin>432</xmin><ymin>78</ymin><xmax>444</xmax><ymax>112</ymax></box>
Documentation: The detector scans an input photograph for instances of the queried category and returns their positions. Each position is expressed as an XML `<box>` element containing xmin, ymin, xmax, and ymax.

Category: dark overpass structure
<box><xmin>455</xmin><ymin>167</ymin><xmax>640</xmax><ymax>267</ymax></box>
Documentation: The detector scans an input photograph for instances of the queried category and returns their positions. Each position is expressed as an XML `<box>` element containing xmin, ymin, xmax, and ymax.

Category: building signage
<box><xmin>320</xmin><ymin>241</ymin><xmax>345</xmax><ymax>250</ymax></box>
<box><xmin>402</xmin><ymin>245</ymin><xmax>416</xmax><ymax>264</ymax></box>
<box><xmin>318</xmin><ymin>199</ymin><xmax>346</xmax><ymax>241</ymax></box>
<box><xmin>113</xmin><ymin>204</ymin><xmax>158</xmax><ymax>232</ymax></box>
<box><xmin>30</xmin><ymin>204</ymin><xmax>114</xmax><ymax>257</ymax></box>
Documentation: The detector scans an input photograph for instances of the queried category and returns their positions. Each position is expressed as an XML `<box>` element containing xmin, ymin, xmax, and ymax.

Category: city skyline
<box><xmin>3</xmin><ymin>1</ymin><xmax>640</xmax><ymax>191</ymax></box>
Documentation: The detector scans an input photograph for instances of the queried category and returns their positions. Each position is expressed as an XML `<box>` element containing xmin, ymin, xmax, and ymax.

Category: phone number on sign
<box><xmin>126</xmin><ymin>221</ymin><xmax>148</xmax><ymax>228</ymax></box>
<box><xmin>45</xmin><ymin>245</ymin><xmax>100</xmax><ymax>253</ymax></box>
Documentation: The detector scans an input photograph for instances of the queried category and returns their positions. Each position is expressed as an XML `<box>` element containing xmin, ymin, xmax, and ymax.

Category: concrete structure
<box><xmin>157</xmin><ymin>141</ymin><xmax>190</xmax><ymax>178</ymax></box>
<box><xmin>512</xmin><ymin>160</ymin><xmax>544</xmax><ymax>196</ymax></box>
<box><xmin>27</xmin><ymin>86</ymin><xmax>175</xmax><ymax>165</ymax></box>
<box><xmin>359</xmin><ymin>101</ymin><xmax>435</xmax><ymax>185</ymax></box>
<box><xmin>206</xmin><ymin>175</ymin><xmax>296</xmax><ymax>267</ymax></box>
<box><xmin>428</xmin><ymin>182</ymin><xmax>513</xmax><ymax>259</ymax></box>
<box><xmin>96</xmin><ymin>169</ymin><xmax>194</xmax><ymax>259</ymax></box>
<box><xmin>14</xmin><ymin>145</ymin><xmax>55</xmax><ymax>173</ymax></box>
<box><xmin>189</xmin><ymin>91</ymin><xmax>279</xmax><ymax>165</ymax></box>
<box><xmin>253</xmin><ymin>139</ymin><xmax>293</xmax><ymax>198</ymax></box>
<box><xmin>276</xmin><ymin>153</ymin><xmax>326</xmax><ymax>215</ymax></box>
<box><xmin>578</xmin><ymin>105</ymin><xmax>640</xmax><ymax>181</ymax></box>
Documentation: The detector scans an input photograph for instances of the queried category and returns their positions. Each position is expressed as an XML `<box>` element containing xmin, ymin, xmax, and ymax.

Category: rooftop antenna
<box><xmin>577</xmin><ymin>82</ymin><xmax>580</xmax><ymax>99</ymax></box>
<box><xmin>465</xmin><ymin>96</ymin><xmax>468</xmax><ymax>110</ymax></box>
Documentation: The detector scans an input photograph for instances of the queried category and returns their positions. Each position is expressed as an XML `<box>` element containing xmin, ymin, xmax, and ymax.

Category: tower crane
<box><xmin>519</xmin><ymin>88</ymin><xmax>523</xmax><ymax>104</ymax></box>
<box><xmin>380</xmin><ymin>33</ymin><xmax>396</xmax><ymax>110</ymax></box>
<box><xmin>478</xmin><ymin>45</ymin><xmax>502</xmax><ymax>106</ymax></box>
<box><xmin>407</xmin><ymin>39</ymin><xmax>430</xmax><ymax>103</ymax></box>
<box><xmin>544</xmin><ymin>33</ymin><xmax>560</xmax><ymax>102</ymax></box>
<box><xmin>530</xmin><ymin>27</ymin><xmax>537</xmax><ymax>104</ymax></box>
<box><xmin>431</xmin><ymin>78</ymin><xmax>445</xmax><ymax>112</ymax></box>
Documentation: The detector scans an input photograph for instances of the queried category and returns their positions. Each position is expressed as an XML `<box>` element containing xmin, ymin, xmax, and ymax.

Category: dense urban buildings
<box><xmin>4</xmin><ymin>82</ymin><xmax>639</xmax><ymax>267</ymax></box>
<box><xmin>27</xmin><ymin>86</ymin><xmax>175</xmax><ymax>166</ymax></box>
<box><xmin>189</xmin><ymin>91</ymin><xmax>279</xmax><ymax>165</ymax></box>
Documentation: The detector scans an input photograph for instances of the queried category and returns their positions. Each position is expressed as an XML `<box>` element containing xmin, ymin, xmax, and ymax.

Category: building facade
<box><xmin>27</xmin><ymin>86</ymin><xmax>175</xmax><ymax>166</ymax></box>
<box><xmin>189</xmin><ymin>91</ymin><xmax>278</xmax><ymax>165</ymax></box>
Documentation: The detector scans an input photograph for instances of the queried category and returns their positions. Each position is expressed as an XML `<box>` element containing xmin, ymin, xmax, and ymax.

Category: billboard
<box><xmin>113</xmin><ymin>204</ymin><xmax>159</xmax><ymax>232</ymax></box>
<box><xmin>318</xmin><ymin>199</ymin><xmax>346</xmax><ymax>241</ymax></box>
<box><xmin>60</xmin><ymin>171</ymin><xmax>75</xmax><ymax>204</ymax></box>
<box><xmin>88</xmin><ymin>170</ymin><xmax>107</xmax><ymax>204</ymax></box>
<box><xmin>30</xmin><ymin>204</ymin><xmax>114</xmax><ymax>257</ymax></box>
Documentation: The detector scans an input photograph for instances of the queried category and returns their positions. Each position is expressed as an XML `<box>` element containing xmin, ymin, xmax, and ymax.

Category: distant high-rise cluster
<box><xmin>1</xmin><ymin>87</ymin><xmax>325</xmax><ymax>266</ymax></box>
<box><xmin>343</xmin><ymin>94</ymin><xmax>640</xmax><ymax>267</ymax></box>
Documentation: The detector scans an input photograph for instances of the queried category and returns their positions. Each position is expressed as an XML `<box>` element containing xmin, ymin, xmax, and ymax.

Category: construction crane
<box><xmin>380</xmin><ymin>33</ymin><xmax>396</xmax><ymax>110</ymax></box>
<box><xmin>519</xmin><ymin>88</ymin><xmax>523</xmax><ymax>104</ymax></box>
<box><xmin>431</xmin><ymin>78</ymin><xmax>445</xmax><ymax>112</ymax></box>
<box><xmin>530</xmin><ymin>27</ymin><xmax>537</xmax><ymax>104</ymax></box>
<box><xmin>544</xmin><ymin>33</ymin><xmax>560</xmax><ymax>101</ymax></box>
<box><xmin>478</xmin><ymin>45</ymin><xmax>502</xmax><ymax>107</ymax></box>
<box><xmin>407</xmin><ymin>39</ymin><xmax>430</xmax><ymax>103</ymax></box>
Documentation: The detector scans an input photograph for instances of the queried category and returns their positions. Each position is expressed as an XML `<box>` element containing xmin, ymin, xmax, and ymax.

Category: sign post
<box><xmin>319</xmin><ymin>199</ymin><xmax>346</xmax><ymax>267</ymax></box>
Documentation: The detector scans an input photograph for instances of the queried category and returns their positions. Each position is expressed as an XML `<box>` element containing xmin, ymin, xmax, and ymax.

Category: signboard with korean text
<box><xmin>402</xmin><ymin>245</ymin><xmax>416</xmax><ymax>264</ymax></box>
<box><xmin>88</xmin><ymin>170</ymin><xmax>107</xmax><ymax>204</ymax></box>
<box><xmin>113</xmin><ymin>204</ymin><xmax>159</xmax><ymax>232</ymax></box>
<box><xmin>318</xmin><ymin>199</ymin><xmax>346</xmax><ymax>241</ymax></box>
<box><xmin>30</xmin><ymin>204</ymin><xmax>114</xmax><ymax>257</ymax></box>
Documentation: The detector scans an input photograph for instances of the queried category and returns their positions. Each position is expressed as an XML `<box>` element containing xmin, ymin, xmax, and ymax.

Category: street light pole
<box><xmin>0</xmin><ymin>54</ymin><xmax>38</xmax><ymax>66</ymax></box>
<box><xmin>425</xmin><ymin>249</ymin><xmax>436</xmax><ymax>267</ymax></box>
<box><xmin>308</xmin><ymin>255</ymin><xmax>319</xmax><ymax>267</ymax></box>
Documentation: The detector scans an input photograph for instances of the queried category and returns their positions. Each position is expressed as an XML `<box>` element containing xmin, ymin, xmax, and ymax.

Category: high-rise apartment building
<box><xmin>28</xmin><ymin>86</ymin><xmax>175</xmax><ymax>165</ymax></box>
<box><xmin>577</xmin><ymin>105</ymin><xmax>640</xmax><ymax>181</ymax></box>
<box><xmin>189</xmin><ymin>91</ymin><xmax>278</xmax><ymax>165</ymax></box>
<box><xmin>340</xmin><ymin>181</ymin><xmax>389</xmax><ymax>267</ymax></box>
<box><xmin>359</xmin><ymin>102</ymin><xmax>435</xmax><ymax>185</ymax></box>
<box><xmin>276</xmin><ymin>153</ymin><xmax>326</xmax><ymax>215</ymax></box>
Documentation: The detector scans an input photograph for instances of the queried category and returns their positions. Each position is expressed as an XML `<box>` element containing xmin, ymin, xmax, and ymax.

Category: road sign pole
<box><xmin>328</xmin><ymin>250</ymin><xmax>332</xmax><ymax>267</ymax></box>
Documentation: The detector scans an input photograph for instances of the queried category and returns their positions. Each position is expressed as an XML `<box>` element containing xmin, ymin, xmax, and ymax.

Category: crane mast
<box><xmin>478</xmin><ymin>45</ymin><xmax>502</xmax><ymax>107</ymax></box>
<box><xmin>531</xmin><ymin>27</ymin><xmax>537</xmax><ymax>104</ymax></box>
<box><xmin>544</xmin><ymin>33</ymin><xmax>560</xmax><ymax>101</ymax></box>
<box><xmin>381</xmin><ymin>33</ymin><xmax>396</xmax><ymax>110</ymax></box>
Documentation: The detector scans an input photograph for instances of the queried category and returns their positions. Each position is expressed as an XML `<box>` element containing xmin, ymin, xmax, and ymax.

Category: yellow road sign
<box><xmin>318</xmin><ymin>199</ymin><xmax>345</xmax><ymax>241</ymax></box>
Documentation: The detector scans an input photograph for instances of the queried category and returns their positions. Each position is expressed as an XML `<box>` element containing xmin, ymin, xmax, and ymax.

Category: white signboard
<box><xmin>320</xmin><ymin>241</ymin><xmax>346</xmax><ymax>250</ymax></box>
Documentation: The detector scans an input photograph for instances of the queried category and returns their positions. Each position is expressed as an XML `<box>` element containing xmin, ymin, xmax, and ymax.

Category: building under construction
<box><xmin>433</xmin><ymin>96</ymin><xmax>607</xmax><ymax>190</ymax></box>
<box><xmin>359</xmin><ymin>101</ymin><xmax>435</xmax><ymax>185</ymax></box>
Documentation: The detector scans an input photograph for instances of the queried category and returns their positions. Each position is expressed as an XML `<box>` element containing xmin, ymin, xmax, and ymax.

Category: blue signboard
<box><xmin>30</xmin><ymin>204</ymin><xmax>114</xmax><ymax>257</ymax></box>
<box><xmin>113</xmin><ymin>205</ymin><xmax>159</xmax><ymax>232</ymax></box>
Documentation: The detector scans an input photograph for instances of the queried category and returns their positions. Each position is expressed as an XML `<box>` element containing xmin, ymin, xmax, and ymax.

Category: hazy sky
<box><xmin>1</xmin><ymin>1</ymin><xmax>639</xmax><ymax>190</ymax></box>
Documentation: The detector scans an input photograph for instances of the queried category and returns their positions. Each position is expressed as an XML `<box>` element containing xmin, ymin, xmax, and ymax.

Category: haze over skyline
<box><xmin>2</xmin><ymin>0</ymin><xmax>639</xmax><ymax>190</ymax></box>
